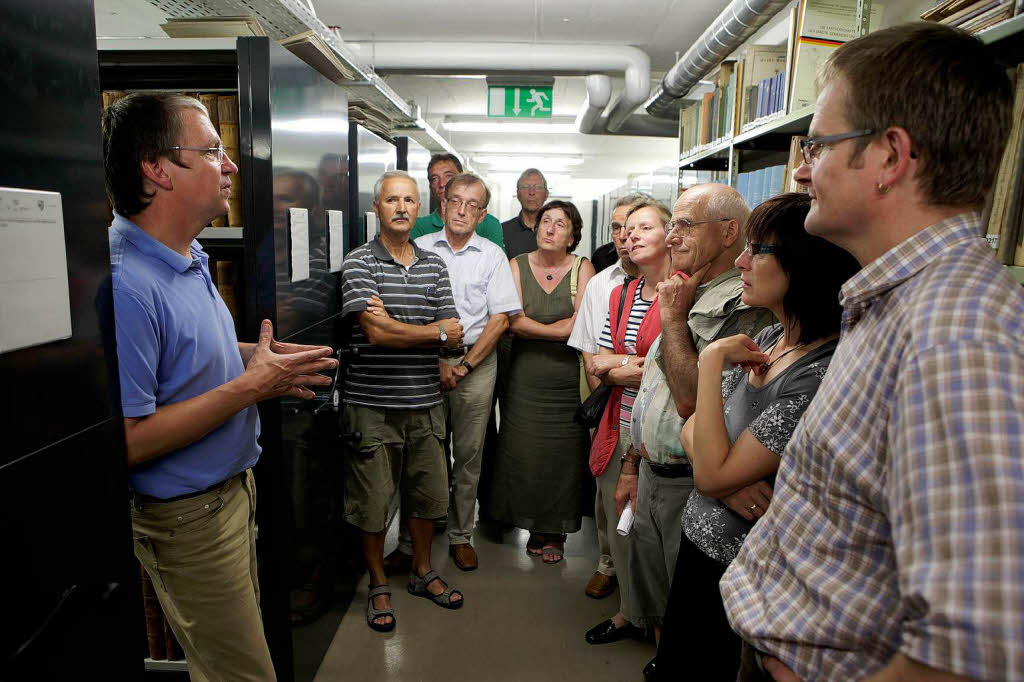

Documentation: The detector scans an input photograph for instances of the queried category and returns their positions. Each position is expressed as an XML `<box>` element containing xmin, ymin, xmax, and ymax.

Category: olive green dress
<box><xmin>489</xmin><ymin>254</ymin><xmax>591</xmax><ymax>533</ymax></box>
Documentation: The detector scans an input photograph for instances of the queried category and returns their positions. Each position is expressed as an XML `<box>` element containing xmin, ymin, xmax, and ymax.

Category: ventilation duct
<box><xmin>646</xmin><ymin>0</ymin><xmax>791</xmax><ymax>120</ymax></box>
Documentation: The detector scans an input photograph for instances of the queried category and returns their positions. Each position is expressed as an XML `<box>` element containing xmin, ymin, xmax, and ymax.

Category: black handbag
<box><xmin>574</xmin><ymin>277</ymin><xmax>633</xmax><ymax>428</ymax></box>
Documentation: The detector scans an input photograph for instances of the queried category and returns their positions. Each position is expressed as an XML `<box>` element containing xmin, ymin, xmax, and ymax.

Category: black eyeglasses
<box><xmin>799</xmin><ymin>130</ymin><xmax>874</xmax><ymax>165</ymax></box>
<box><xmin>666</xmin><ymin>217</ymin><xmax>730</xmax><ymax>235</ymax></box>
<box><xmin>744</xmin><ymin>242</ymin><xmax>778</xmax><ymax>257</ymax></box>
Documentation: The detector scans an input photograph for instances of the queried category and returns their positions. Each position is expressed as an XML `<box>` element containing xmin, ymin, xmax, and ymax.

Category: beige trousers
<box><xmin>595</xmin><ymin>432</ymin><xmax>633</xmax><ymax>617</ymax></box>
<box><xmin>131</xmin><ymin>469</ymin><xmax>276</xmax><ymax>682</ymax></box>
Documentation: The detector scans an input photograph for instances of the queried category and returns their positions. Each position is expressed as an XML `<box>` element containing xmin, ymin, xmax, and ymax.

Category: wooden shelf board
<box><xmin>1008</xmin><ymin>265</ymin><xmax>1024</xmax><ymax>284</ymax></box>
<box><xmin>144</xmin><ymin>658</ymin><xmax>188</xmax><ymax>672</ymax></box>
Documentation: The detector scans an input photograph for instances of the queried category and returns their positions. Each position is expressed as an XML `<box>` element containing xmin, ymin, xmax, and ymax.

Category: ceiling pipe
<box><xmin>575</xmin><ymin>75</ymin><xmax>612</xmax><ymax>134</ymax></box>
<box><xmin>575</xmin><ymin>75</ymin><xmax>677</xmax><ymax>136</ymax></box>
<box><xmin>645</xmin><ymin>0</ymin><xmax>790</xmax><ymax>120</ymax></box>
<box><xmin>347</xmin><ymin>41</ymin><xmax>652</xmax><ymax>134</ymax></box>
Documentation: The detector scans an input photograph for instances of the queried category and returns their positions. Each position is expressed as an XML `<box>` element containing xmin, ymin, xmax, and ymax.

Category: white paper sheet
<box><xmin>0</xmin><ymin>187</ymin><xmax>72</xmax><ymax>354</ymax></box>
<box><xmin>289</xmin><ymin>207</ymin><xmax>309</xmax><ymax>282</ymax></box>
<box><xmin>365</xmin><ymin>211</ymin><xmax>379</xmax><ymax>242</ymax></box>
<box><xmin>327</xmin><ymin>209</ymin><xmax>344</xmax><ymax>272</ymax></box>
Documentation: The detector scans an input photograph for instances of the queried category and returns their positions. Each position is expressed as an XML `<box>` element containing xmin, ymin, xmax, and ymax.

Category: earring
<box><xmin>877</xmin><ymin>183</ymin><xmax>891</xmax><ymax>194</ymax></box>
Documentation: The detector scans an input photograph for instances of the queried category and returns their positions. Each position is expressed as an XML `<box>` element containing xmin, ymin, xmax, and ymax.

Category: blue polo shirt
<box><xmin>109</xmin><ymin>213</ymin><xmax>260</xmax><ymax>498</ymax></box>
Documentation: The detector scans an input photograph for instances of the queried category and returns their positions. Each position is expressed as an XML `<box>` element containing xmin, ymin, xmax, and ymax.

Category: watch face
<box><xmin>439</xmin><ymin>328</ymin><xmax>447</xmax><ymax>341</ymax></box>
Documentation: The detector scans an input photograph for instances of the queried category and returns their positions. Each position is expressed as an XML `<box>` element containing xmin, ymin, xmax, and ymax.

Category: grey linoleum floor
<box><xmin>310</xmin><ymin>515</ymin><xmax>653</xmax><ymax>682</ymax></box>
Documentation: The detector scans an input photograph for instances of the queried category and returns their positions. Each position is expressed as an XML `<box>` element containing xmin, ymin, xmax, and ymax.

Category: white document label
<box><xmin>327</xmin><ymin>210</ymin><xmax>344</xmax><ymax>272</ymax></box>
<box><xmin>0</xmin><ymin>187</ymin><xmax>72</xmax><ymax>354</ymax></box>
<box><xmin>365</xmin><ymin>211</ymin><xmax>379</xmax><ymax>242</ymax></box>
<box><xmin>289</xmin><ymin>207</ymin><xmax>310</xmax><ymax>282</ymax></box>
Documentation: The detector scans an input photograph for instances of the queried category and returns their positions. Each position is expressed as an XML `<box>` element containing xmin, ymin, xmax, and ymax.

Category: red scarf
<box><xmin>588</xmin><ymin>276</ymin><xmax>662</xmax><ymax>477</ymax></box>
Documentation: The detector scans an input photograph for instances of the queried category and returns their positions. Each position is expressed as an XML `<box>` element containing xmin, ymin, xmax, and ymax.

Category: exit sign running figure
<box><xmin>487</xmin><ymin>86</ymin><xmax>553</xmax><ymax>118</ymax></box>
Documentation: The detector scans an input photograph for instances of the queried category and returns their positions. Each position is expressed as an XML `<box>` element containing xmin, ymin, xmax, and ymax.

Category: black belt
<box><xmin>645</xmin><ymin>460</ymin><xmax>693</xmax><ymax>478</ymax></box>
<box><xmin>439</xmin><ymin>343</ymin><xmax>473</xmax><ymax>359</ymax></box>
<box><xmin>132</xmin><ymin>471</ymin><xmax>245</xmax><ymax>504</ymax></box>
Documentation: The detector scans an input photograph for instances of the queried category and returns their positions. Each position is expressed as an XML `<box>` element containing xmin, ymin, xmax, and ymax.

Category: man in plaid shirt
<box><xmin>721</xmin><ymin>23</ymin><xmax>1024</xmax><ymax>682</ymax></box>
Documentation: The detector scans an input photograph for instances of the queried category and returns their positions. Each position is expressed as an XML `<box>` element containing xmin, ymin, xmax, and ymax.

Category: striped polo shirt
<box><xmin>340</xmin><ymin>237</ymin><xmax>458</xmax><ymax>409</ymax></box>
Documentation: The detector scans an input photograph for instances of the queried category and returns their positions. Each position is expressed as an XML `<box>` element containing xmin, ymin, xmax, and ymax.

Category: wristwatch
<box><xmin>438</xmin><ymin>324</ymin><xmax>448</xmax><ymax>344</ymax></box>
<box><xmin>620</xmin><ymin>354</ymin><xmax>633</xmax><ymax>367</ymax></box>
<box><xmin>460</xmin><ymin>359</ymin><xmax>474</xmax><ymax>373</ymax></box>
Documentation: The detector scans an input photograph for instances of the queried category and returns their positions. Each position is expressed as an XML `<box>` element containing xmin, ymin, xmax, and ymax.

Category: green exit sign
<box><xmin>487</xmin><ymin>86</ymin><xmax>553</xmax><ymax>118</ymax></box>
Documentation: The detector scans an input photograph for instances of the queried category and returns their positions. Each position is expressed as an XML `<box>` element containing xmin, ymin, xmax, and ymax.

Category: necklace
<box><xmin>755</xmin><ymin>340</ymin><xmax>806</xmax><ymax>376</ymax></box>
<box><xmin>535</xmin><ymin>256</ymin><xmax>565</xmax><ymax>282</ymax></box>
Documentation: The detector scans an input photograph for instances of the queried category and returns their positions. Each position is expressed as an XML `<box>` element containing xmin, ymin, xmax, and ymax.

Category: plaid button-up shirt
<box><xmin>721</xmin><ymin>212</ymin><xmax>1024</xmax><ymax>680</ymax></box>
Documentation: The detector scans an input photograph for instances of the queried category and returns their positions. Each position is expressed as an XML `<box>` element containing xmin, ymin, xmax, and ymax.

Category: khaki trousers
<box><xmin>595</xmin><ymin>432</ymin><xmax>632</xmax><ymax>618</ymax></box>
<box><xmin>131</xmin><ymin>470</ymin><xmax>275</xmax><ymax>682</ymax></box>
<box><xmin>400</xmin><ymin>351</ymin><xmax>498</xmax><ymax>551</ymax></box>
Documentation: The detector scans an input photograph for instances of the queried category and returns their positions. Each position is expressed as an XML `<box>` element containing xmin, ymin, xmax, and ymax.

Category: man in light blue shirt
<box><xmin>375</xmin><ymin>173</ymin><xmax>520</xmax><ymax>571</ymax></box>
<box><xmin>104</xmin><ymin>93</ymin><xmax>336</xmax><ymax>680</ymax></box>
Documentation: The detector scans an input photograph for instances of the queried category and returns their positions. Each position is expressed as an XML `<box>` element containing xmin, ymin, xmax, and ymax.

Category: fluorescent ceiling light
<box><xmin>444</xmin><ymin>121</ymin><xmax>577</xmax><ymax>134</ymax></box>
<box><xmin>473</xmin><ymin>155</ymin><xmax>583</xmax><ymax>166</ymax></box>
<box><xmin>273</xmin><ymin>117</ymin><xmax>347</xmax><ymax>133</ymax></box>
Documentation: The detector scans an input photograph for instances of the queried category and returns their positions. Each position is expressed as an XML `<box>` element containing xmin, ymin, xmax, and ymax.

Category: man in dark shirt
<box><xmin>339</xmin><ymin>170</ymin><xmax>467</xmax><ymax>631</ymax></box>
<box><xmin>501</xmin><ymin>168</ymin><xmax>549</xmax><ymax>258</ymax></box>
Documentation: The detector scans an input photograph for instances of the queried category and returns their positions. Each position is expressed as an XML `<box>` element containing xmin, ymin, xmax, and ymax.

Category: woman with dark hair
<box><xmin>489</xmin><ymin>200</ymin><xmax>595</xmax><ymax>563</ymax></box>
<box><xmin>644</xmin><ymin>193</ymin><xmax>860</xmax><ymax>681</ymax></box>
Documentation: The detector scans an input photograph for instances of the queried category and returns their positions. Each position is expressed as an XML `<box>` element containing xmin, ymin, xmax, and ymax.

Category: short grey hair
<box><xmin>445</xmin><ymin>172</ymin><xmax>492</xmax><ymax>208</ymax></box>
<box><xmin>516</xmin><ymin>168</ymin><xmax>547</xmax><ymax>190</ymax></box>
<box><xmin>373</xmin><ymin>170</ymin><xmax>418</xmax><ymax>202</ymax></box>
<box><xmin>613</xmin><ymin>192</ymin><xmax>653</xmax><ymax>211</ymax></box>
<box><xmin>684</xmin><ymin>183</ymin><xmax>751</xmax><ymax>230</ymax></box>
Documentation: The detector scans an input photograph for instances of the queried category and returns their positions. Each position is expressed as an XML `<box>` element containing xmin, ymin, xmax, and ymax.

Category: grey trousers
<box><xmin>626</xmin><ymin>460</ymin><xmax>694</xmax><ymax>628</ymax></box>
<box><xmin>399</xmin><ymin>350</ymin><xmax>498</xmax><ymax>551</ymax></box>
<box><xmin>595</xmin><ymin>433</ymin><xmax>633</xmax><ymax>618</ymax></box>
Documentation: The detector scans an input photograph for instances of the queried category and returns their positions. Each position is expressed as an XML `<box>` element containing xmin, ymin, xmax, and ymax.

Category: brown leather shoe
<box><xmin>449</xmin><ymin>543</ymin><xmax>479</xmax><ymax>571</ymax></box>
<box><xmin>383</xmin><ymin>548</ymin><xmax>413</xmax><ymax>576</ymax></box>
<box><xmin>585</xmin><ymin>571</ymin><xmax>617</xmax><ymax>599</ymax></box>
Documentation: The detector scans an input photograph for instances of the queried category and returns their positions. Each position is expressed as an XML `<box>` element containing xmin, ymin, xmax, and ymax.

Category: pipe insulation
<box><xmin>347</xmin><ymin>42</ymin><xmax>652</xmax><ymax>133</ymax></box>
<box><xmin>645</xmin><ymin>0</ymin><xmax>790</xmax><ymax>120</ymax></box>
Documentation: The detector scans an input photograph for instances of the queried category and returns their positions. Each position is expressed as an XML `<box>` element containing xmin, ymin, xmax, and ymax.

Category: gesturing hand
<box><xmin>702</xmin><ymin>334</ymin><xmax>770</xmax><ymax>369</ymax></box>
<box><xmin>656</xmin><ymin>263</ymin><xmax>711</xmax><ymax>324</ymax></box>
<box><xmin>243</xmin><ymin>320</ymin><xmax>337</xmax><ymax>400</ymax></box>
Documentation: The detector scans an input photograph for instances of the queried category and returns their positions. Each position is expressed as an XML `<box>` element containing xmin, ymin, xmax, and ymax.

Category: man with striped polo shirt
<box><xmin>339</xmin><ymin>170</ymin><xmax>466</xmax><ymax>632</ymax></box>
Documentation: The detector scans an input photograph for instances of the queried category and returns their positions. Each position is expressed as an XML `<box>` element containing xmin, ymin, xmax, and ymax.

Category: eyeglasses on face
<box><xmin>799</xmin><ymin>130</ymin><xmax>874</xmax><ymax>165</ymax></box>
<box><xmin>743</xmin><ymin>242</ymin><xmax>779</xmax><ymax>258</ymax></box>
<box><xmin>168</xmin><ymin>145</ymin><xmax>228</xmax><ymax>164</ymax></box>
<box><xmin>666</xmin><ymin>217</ymin><xmax>730</xmax><ymax>235</ymax></box>
<box><xmin>445</xmin><ymin>196</ymin><xmax>483</xmax><ymax>213</ymax></box>
<box><xmin>518</xmin><ymin>184</ymin><xmax>547</xmax><ymax>193</ymax></box>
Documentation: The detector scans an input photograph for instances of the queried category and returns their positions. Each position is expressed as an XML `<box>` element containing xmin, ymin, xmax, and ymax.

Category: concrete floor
<box><xmin>312</xmin><ymin>516</ymin><xmax>653</xmax><ymax>682</ymax></box>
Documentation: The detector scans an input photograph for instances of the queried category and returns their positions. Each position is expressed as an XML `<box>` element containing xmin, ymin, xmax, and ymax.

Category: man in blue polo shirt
<box><xmin>104</xmin><ymin>93</ymin><xmax>337</xmax><ymax>681</ymax></box>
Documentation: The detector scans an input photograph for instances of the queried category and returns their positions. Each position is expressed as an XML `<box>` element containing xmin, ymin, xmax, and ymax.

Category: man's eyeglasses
<box><xmin>744</xmin><ymin>242</ymin><xmax>778</xmax><ymax>257</ymax></box>
<box><xmin>667</xmin><ymin>217</ymin><xmax>730</xmax><ymax>235</ymax></box>
<box><xmin>799</xmin><ymin>130</ymin><xmax>873</xmax><ymax>165</ymax></box>
<box><xmin>518</xmin><ymin>184</ymin><xmax>547</xmax><ymax>193</ymax></box>
<box><xmin>445</xmin><ymin>197</ymin><xmax>483</xmax><ymax>213</ymax></box>
<box><xmin>168</xmin><ymin>145</ymin><xmax>228</xmax><ymax>164</ymax></box>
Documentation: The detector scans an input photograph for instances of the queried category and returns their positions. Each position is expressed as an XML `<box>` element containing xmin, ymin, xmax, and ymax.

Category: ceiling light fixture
<box><xmin>443</xmin><ymin>121</ymin><xmax>578</xmax><ymax>134</ymax></box>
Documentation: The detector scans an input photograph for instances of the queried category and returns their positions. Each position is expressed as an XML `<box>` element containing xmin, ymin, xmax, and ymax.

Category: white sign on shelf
<box><xmin>0</xmin><ymin>187</ymin><xmax>72</xmax><ymax>354</ymax></box>
<box><xmin>289</xmin><ymin>207</ymin><xmax>310</xmax><ymax>282</ymax></box>
<box><xmin>365</xmin><ymin>211</ymin><xmax>379</xmax><ymax>242</ymax></box>
<box><xmin>327</xmin><ymin>210</ymin><xmax>344</xmax><ymax>272</ymax></box>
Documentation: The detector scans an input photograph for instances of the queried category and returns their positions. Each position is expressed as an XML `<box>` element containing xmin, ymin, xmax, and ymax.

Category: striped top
<box><xmin>340</xmin><ymin>237</ymin><xmax>458</xmax><ymax>409</ymax></box>
<box><xmin>721</xmin><ymin>212</ymin><xmax>1024</xmax><ymax>680</ymax></box>
<box><xmin>598</xmin><ymin>277</ymin><xmax>653</xmax><ymax>430</ymax></box>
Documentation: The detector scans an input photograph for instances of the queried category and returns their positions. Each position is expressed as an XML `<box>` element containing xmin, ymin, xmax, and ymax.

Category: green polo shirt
<box><xmin>411</xmin><ymin>209</ymin><xmax>506</xmax><ymax>253</ymax></box>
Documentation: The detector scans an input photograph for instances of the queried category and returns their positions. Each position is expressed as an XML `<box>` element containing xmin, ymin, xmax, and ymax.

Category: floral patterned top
<box><xmin>682</xmin><ymin>324</ymin><xmax>837</xmax><ymax>564</ymax></box>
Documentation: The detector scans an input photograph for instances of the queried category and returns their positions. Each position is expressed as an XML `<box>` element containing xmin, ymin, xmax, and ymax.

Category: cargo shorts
<box><xmin>342</xmin><ymin>403</ymin><xmax>449</xmax><ymax>533</ymax></box>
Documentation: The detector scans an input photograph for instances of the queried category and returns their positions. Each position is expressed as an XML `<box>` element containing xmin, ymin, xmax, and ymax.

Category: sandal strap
<box><xmin>411</xmin><ymin>569</ymin><xmax>441</xmax><ymax>589</ymax></box>
<box><xmin>368</xmin><ymin>584</ymin><xmax>392</xmax><ymax>599</ymax></box>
